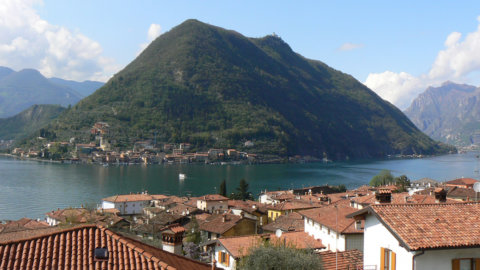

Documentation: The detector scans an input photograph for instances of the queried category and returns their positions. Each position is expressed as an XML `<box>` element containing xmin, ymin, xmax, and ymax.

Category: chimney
<box><xmin>375</xmin><ymin>189</ymin><xmax>392</xmax><ymax>203</ymax></box>
<box><xmin>434</xmin><ymin>188</ymin><xmax>447</xmax><ymax>203</ymax></box>
<box><xmin>222</xmin><ymin>215</ymin><xmax>226</xmax><ymax>223</ymax></box>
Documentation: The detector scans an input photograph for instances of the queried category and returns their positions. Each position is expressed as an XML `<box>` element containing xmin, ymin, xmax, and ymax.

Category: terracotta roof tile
<box><xmin>318</xmin><ymin>249</ymin><xmax>363</xmax><ymax>270</ymax></box>
<box><xmin>199</xmin><ymin>213</ymin><xmax>243</xmax><ymax>234</ymax></box>
<box><xmin>368</xmin><ymin>202</ymin><xmax>480</xmax><ymax>250</ymax></box>
<box><xmin>267</xmin><ymin>201</ymin><xmax>320</xmax><ymax>211</ymax></box>
<box><xmin>446</xmin><ymin>178</ymin><xmax>478</xmax><ymax>185</ymax></box>
<box><xmin>218</xmin><ymin>231</ymin><xmax>324</xmax><ymax>258</ymax></box>
<box><xmin>199</xmin><ymin>194</ymin><xmax>229</xmax><ymax>201</ymax></box>
<box><xmin>299</xmin><ymin>205</ymin><xmax>363</xmax><ymax>234</ymax></box>
<box><xmin>103</xmin><ymin>194</ymin><xmax>153</xmax><ymax>203</ymax></box>
<box><xmin>0</xmin><ymin>224</ymin><xmax>211</xmax><ymax>270</ymax></box>
<box><xmin>262</xmin><ymin>212</ymin><xmax>304</xmax><ymax>232</ymax></box>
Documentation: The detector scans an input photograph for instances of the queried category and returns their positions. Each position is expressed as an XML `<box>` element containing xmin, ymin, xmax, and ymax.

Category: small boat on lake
<box><xmin>179</xmin><ymin>173</ymin><xmax>186</xmax><ymax>180</ymax></box>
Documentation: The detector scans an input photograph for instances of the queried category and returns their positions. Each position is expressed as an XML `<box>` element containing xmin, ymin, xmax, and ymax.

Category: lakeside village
<box><xmin>3</xmin><ymin>177</ymin><xmax>480</xmax><ymax>269</ymax></box>
<box><xmin>3</xmin><ymin>122</ymin><xmax>307</xmax><ymax>165</ymax></box>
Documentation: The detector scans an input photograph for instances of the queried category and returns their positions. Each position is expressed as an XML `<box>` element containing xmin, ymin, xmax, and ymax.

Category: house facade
<box><xmin>300</xmin><ymin>204</ymin><xmax>363</xmax><ymax>252</ymax></box>
<box><xmin>352</xmin><ymin>202</ymin><xmax>480</xmax><ymax>270</ymax></box>
<box><xmin>101</xmin><ymin>193</ymin><xmax>153</xmax><ymax>215</ymax></box>
<box><xmin>197</xmin><ymin>194</ymin><xmax>229</xmax><ymax>213</ymax></box>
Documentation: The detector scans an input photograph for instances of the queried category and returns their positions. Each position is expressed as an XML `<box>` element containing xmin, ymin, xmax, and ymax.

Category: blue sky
<box><xmin>2</xmin><ymin>0</ymin><xmax>480</xmax><ymax>109</ymax></box>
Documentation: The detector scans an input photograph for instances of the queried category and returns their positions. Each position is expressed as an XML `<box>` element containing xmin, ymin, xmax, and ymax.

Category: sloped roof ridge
<box><xmin>0</xmin><ymin>224</ymin><xmax>95</xmax><ymax>245</ymax></box>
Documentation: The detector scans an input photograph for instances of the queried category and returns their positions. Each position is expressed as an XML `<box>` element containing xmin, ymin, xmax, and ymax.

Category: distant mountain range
<box><xmin>0</xmin><ymin>66</ymin><xmax>103</xmax><ymax>117</ymax></box>
<box><xmin>405</xmin><ymin>81</ymin><xmax>480</xmax><ymax>146</ymax></box>
<box><xmin>0</xmin><ymin>104</ymin><xmax>65</xmax><ymax>140</ymax></box>
<box><xmin>20</xmin><ymin>19</ymin><xmax>452</xmax><ymax>159</ymax></box>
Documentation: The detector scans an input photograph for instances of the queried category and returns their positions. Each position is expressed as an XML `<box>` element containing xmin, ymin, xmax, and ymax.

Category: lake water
<box><xmin>1</xmin><ymin>152</ymin><xmax>480</xmax><ymax>220</ymax></box>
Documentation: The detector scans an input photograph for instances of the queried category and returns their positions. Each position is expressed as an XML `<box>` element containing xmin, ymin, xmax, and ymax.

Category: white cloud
<box><xmin>139</xmin><ymin>23</ymin><xmax>162</xmax><ymax>54</ymax></box>
<box><xmin>338</xmin><ymin>42</ymin><xmax>364</xmax><ymax>51</ymax></box>
<box><xmin>0</xmin><ymin>0</ymin><xmax>120</xmax><ymax>82</ymax></box>
<box><xmin>147</xmin><ymin>24</ymin><xmax>162</xmax><ymax>41</ymax></box>
<box><xmin>365</xmin><ymin>16</ymin><xmax>480</xmax><ymax>110</ymax></box>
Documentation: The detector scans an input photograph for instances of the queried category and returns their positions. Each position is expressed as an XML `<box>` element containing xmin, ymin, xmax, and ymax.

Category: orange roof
<box><xmin>318</xmin><ymin>250</ymin><xmax>363</xmax><ymax>270</ymax></box>
<box><xmin>267</xmin><ymin>201</ymin><xmax>320</xmax><ymax>211</ymax></box>
<box><xmin>200</xmin><ymin>194</ymin><xmax>229</xmax><ymax>201</ymax></box>
<box><xmin>102</xmin><ymin>194</ymin><xmax>153</xmax><ymax>202</ymax></box>
<box><xmin>218</xmin><ymin>231</ymin><xmax>324</xmax><ymax>258</ymax></box>
<box><xmin>363</xmin><ymin>203</ymin><xmax>480</xmax><ymax>250</ymax></box>
<box><xmin>0</xmin><ymin>218</ymin><xmax>48</xmax><ymax>234</ymax></box>
<box><xmin>262</xmin><ymin>212</ymin><xmax>304</xmax><ymax>232</ymax></box>
<box><xmin>199</xmin><ymin>214</ymin><xmax>243</xmax><ymax>234</ymax></box>
<box><xmin>445</xmin><ymin>178</ymin><xmax>478</xmax><ymax>185</ymax></box>
<box><xmin>0</xmin><ymin>224</ymin><xmax>212</xmax><ymax>269</ymax></box>
<box><xmin>299</xmin><ymin>204</ymin><xmax>363</xmax><ymax>234</ymax></box>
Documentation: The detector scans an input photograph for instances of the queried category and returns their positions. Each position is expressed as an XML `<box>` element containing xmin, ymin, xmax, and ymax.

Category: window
<box><xmin>218</xmin><ymin>251</ymin><xmax>230</xmax><ymax>266</ymax></box>
<box><xmin>380</xmin><ymin>248</ymin><xmax>396</xmax><ymax>270</ymax></box>
<box><xmin>452</xmin><ymin>258</ymin><xmax>480</xmax><ymax>270</ymax></box>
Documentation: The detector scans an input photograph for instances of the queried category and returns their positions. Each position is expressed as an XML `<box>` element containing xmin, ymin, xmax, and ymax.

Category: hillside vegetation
<box><xmin>26</xmin><ymin>19</ymin><xmax>453</xmax><ymax>159</ymax></box>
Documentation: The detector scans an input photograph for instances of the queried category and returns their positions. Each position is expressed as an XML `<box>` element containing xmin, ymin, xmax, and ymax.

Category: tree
<box><xmin>219</xmin><ymin>179</ymin><xmax>227</xmax><ymax>197</ymax></box>
<box><xmin>185</xmin><ymin>216</ymin><xmax>202</xmax><ymax>244</ymax></box>
<box><xmin>183</xmin><ymin>242</ymin><xmax>201</xmax><ymax>260</ymax></box>
<box><xmin>230</xmin><ymin>178</ymin><xmax>253</xmax><ymax>201</ymax></box>
<box><xmin>238</xmin><ymin>244</ymin><xmax>323</xmax><ymax>270</ymax></box>
<box><xmin>369</xmin><ymin>170</ymin><xmax>394</xmax><ymax>187</ymax></box>
<box><xmin>394</xmin><ymin>175</ymin><xmax>410</xmax><ymax>192</ymax></box>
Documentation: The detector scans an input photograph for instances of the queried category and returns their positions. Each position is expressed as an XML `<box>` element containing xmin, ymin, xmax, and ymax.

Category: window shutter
<box><xmin>475</xmin><ymin>259</ymin><xmax>480</xmax><ymax>270</ymax></box>
<box><xmin>380</xmin><ymin>247</ymin><xmax>385</xmax><ymax>270</ymax></box>
<box><xmin>391</xmin><ymin>251</ymin><xmax>396</xmax><ymax>270</ymax></box>
<box><xmin>219</xmin><ymin>252</ymin><xmax>223</xmax><ymax>263</ymax></box>
<box><xmin>226</xmin><ymin>253</ymin><xmax>230</xmax><ymax>266</ymax></box>
<box><xmin>452</xmin><ymin>259</ymin><xmax>460</xmax><ymax>270</ymax></box>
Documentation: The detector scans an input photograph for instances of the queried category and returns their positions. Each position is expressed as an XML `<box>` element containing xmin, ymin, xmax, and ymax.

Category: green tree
<box><xmin>231</xmin><ymin>179</ymin><xmax>253</xmax><ymax>201</ymax></box>
<box><xmin>238</xmin><ymin>244</ymin><xmax>323</xmax><ymax>270</ymax></box>
<box><xmin>394</xmin><ymin>174</ymin><xmax>410</xmax><ymax>192</ymax></box>
<box><xmin>369</xmin><ymin>170</ymin><xmax>394</xmax><ymax>187</ymax></box>
<box><xmin>219</xmin><ymin>179</ymin><xmax>227</xmax><ymax>197</ymax></box>
<box><xmin>185</xmin><ymin>216</ymin><xmax>202</xmax><ymax>244</ymax></box>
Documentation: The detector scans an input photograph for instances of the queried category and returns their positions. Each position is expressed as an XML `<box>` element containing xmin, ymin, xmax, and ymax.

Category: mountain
<box><xmin>49</xmin><ymin>77</ymin><xmax>104</xmax><ymax>97</ymax></box>
<box><xmin>0</xmin><ymin>104</ymin><xmax>65</xmax><ymax>140</ymax></box>
<box><xmin>405</xmin><ymin>81</ymin><xmax>480</xmax><ymax>146</ymax></box>
<box><xmin>0</xmin><ymin>68</ymin><xmax>82</xmax><ymax>117</ymax></box>
<box><xmin>31</xmin><ymin>19</ymin><xmax>452</xmax><ymax>159</ymax></box>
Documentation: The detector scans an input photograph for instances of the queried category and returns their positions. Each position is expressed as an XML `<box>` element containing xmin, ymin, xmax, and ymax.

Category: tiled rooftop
<box><xmin>262</xmin><ymin>212</ymin><xmax>304</xmax><ymax>232</ymax></box>
<box><xmin>199</xmin><ymin>213</ymin><xmax>243</xmax><ymax>234</ymax></box>
<box><xmin>199</xmin><ymin>194</ymin><xmax>229</xmax><ymax>201</ymax></box>
<box><xmin>299</xmin><ymin>204</ymin><xmax>363</xmax><ymax>234</ymax></box>
<box><xmin>267</xmin><ymin>201</ymin><xmax>320</xmax><ymax>211</ymax></box>
<box><xmin>318</xmin><ymin>249</ymin><xmax>363</xmax><ymax>270</ymax></box>
<box><xmin>102</xmin><ymin>194</ymin><xmax>154</xmax><ymax>203</ymax></box>
<box><xmin>367</xmin><ymin>203</ymin><xmax>480</xmax><ymax>250</ymax></box>
<box><xmin>0</xmin><ymin>224</ymin><xmax>211</xmax><ymax>269</ymax></box>
<box><xmin>0</xmin><ymin>218</ymin><xmax>48</xmax><ymax>234</ymax></box>
<box><xmin>218</xmin><ymin>231</ymin><xmax>324</xmax><ymax>258</ymax></box>
<box><xmin>445</xmin><ymin>177</ymin><xmax>478</xmax><ymax>185</ymax></box>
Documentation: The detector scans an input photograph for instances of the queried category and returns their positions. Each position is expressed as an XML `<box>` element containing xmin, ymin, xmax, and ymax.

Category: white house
<box><xmin>196</xmin><ymin>194</ymin><xmax>229</xmax><ymax>213</ymax></box>
<box><xmin>350</xmin><ymin>202</ymin><xmax>480</xmax><ymax>270</ymax></box>
<box><xmin>299</xmin><ymin>203</ymin><xmax>363</xmax><ymax>252</ymax></box>
<box><xmin>215</xmin><ymin>231</ymin><xmax>324</xmax><ymax>270</ymax></box>
<box><xmin>101</xmin><ymin>193</ymin><xmax>153</xmax><ymax>215</ymax></box>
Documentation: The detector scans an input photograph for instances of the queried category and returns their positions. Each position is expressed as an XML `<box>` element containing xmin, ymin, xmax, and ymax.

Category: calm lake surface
<box><xmin>1</xmin><ymin>152</ymin><xmax>480</xmax><ymax>220</ymax></box>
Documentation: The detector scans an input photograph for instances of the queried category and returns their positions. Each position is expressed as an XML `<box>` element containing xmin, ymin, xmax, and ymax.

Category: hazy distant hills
<box><xmin>29</xmin><ymin>19</ymin><xmax>452</xmax><ymax>159</ymax></box>
<box><xmin>405</xmin><ymin>81</ymin><xmax>480</xmax><ymax>146</ymax></box>
<box><xmin>0</xmin><ymin>66</ymin><xmax>103</xmax><ymax>118</ymax></box>
<box><xmin>0</xmin><ymin>104</ymin><xmax>65</xmax><ymax>140</ymax></box>
<box><xmin>49</xmin><ymin>77</ymin><xmax>104</xmax><ymax>97</ymax></box>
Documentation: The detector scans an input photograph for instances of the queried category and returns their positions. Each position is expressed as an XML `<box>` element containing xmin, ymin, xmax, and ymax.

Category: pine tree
<box><xmin>232</xmin><ymin>178</ymin><xmax>253</xmax><ymax>201</ymax></box>
<box><xmin>219</xmin><ymin>179</ymin><xmax>227</xmax><ymax>197</ymax></box>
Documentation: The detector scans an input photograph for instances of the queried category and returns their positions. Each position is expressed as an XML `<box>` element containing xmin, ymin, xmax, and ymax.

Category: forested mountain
<box><xmin>28</xmin><ymin>19</ymin><xmax>452</xmax><ymax>159</ymax></box>
<box><xmin>405</xmin><ymin>81</ymin><xmax>480</xmax><ymax>146</ymax></box>
<box><xmin>0</xmin><ymin>104</ymin><xmax>65</xmax><ymax>140</ymax></box>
